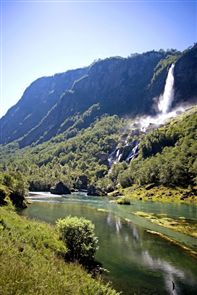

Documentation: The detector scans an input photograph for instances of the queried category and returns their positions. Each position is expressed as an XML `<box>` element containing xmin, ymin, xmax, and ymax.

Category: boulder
<box><xmin>9</xmin><ymin>192</ymin><xmax>27</xmax><ymax>209</ymax></box>
<box><xmin>0</xmin><ymin>187</ymin><xmax>7</xmax><ymax>206</ymax></box>
<box><xmin>145</xmin><ymin>183</ymin><xmax>155</xmax><ymax>190</ymax></box>
<box><xmin>87</xmin><ymin>185</ymin><xmax>101</xmax><ymax>196</ymax></box>
<box><xmin>50</xmin><ymin>181</ymin><xmax>71</xmax><ymax>195</ymax></box>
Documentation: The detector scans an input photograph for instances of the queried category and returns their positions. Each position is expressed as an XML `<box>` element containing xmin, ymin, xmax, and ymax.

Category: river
<box><xmin>21</xmin><ymin>192</ymin><xmax>197</xmax><ymax>295</ymax></box>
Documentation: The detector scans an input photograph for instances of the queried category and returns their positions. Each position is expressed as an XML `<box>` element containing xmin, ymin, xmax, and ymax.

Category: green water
<box><xmin>22</xmin><ymin>193</ymin><xmax>197</xmax><ymax>295</ymax></box>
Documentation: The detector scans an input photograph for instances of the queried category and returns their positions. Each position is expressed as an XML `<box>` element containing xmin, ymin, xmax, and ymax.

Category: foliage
<box><xmin>151</xmin><ymin>52</ymin><xmax>181</xmax><ymax>84</ymax></box>
<box><xmin>116</xmin><ymin>108</ymin><xmax>197</xmax><ymax>188</ymax></box>
<box><xmin>0</xmin><ymin>207</ymin><xmax>119</xmax><ymax>295</ymax></box>
<box><xmin>0</xmin><ymin>171</ymin><xmax>28</xmax><ymax>208</ymax></box>
<box><xmin>121</xmin><ymin>185</ymin><xmax>197</xmax><ymax>204</ymax></box>
<box><xmin>116</xmin><ymin>196</ymin><xmax>131</xmax><ymax>205</ymax></box>
<box><xmin>57</xmin><ymin>216</ymin><xmax>98</xmax><ymax>266</ymax></box>
<box><xmin>0</xmin><ymin>115</ymin><xmax>122</xmax><ymax>193</ymax></box>
<box><xmin>0</xmin><ymin>107</ymin><xmax>196</xmax><ymax>201</ymax></box>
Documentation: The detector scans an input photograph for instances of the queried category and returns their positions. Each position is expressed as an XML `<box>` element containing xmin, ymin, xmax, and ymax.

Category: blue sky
<box><xmin>1</xmin><ymin>0</ymin><xmax>196</xmax><ymax>117</ymax></box>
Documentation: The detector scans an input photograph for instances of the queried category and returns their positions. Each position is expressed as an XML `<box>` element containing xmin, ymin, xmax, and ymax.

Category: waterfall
<box><xmin>108</xmin><ymin>63</ymin><xmax>178</xmax><ymax>168</ymax></box>
<box><xmin>158</xmin><ymin>64</ymin><xmax>175</xmax><ymax>114</ymax></box>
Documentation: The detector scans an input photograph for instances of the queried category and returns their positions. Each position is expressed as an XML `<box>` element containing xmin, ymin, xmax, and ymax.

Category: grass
<box><xmin>116</xmin><ymin>196</ymin><xmax>131</xmax><ymax>205</ymax></box>
<box><xmin>134</xmin><ymin>211</ymin><xmax>197</xmax><ymax>238</ymax></box>
<box><xmin>115</xmin><ymin>185</ymin><xmax>197</xmax><ymax>205</ymax></box>
<box><xmin>0</xmin><ymin>206</ymin><xmax>119</xmax><ymax>295</ymax></box>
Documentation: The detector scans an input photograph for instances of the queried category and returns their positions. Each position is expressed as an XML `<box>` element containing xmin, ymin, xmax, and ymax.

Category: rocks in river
<box><xmin>50</xmin><ymin>181</ymin><xmax>71</xmax><ymax>195</ymax></box>
<box><xmin>117</xmin><ymin>197</ymin><xmax>131</xmax><ymax>205</ymax></box>
<box><xmin>87</xmin><ymin>185</ymin><xmax>101</xmax><ymax>196</ymax></box>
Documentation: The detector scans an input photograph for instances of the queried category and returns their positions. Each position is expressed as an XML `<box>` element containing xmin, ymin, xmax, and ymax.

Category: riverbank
<box><xmin>0</xmin><ymin>206</ymin><xmax>118</xmax><ymax>295</ymax></box>
<box><xmin>134</xmin><ymin>211</ymin><xmax>197</xmax><ymax>238</ymax></box>
<box><xmin>21</xmin><ymin>192</ymin><xmax>197</xmax><ymax>294</ymax></box>
<box><xmin>109</xmin><ymin>185</ymin><xmax>197</xmax><ymax>205</ymax></box>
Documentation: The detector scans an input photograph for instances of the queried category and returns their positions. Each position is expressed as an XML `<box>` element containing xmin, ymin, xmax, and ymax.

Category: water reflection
<box><xmin>22</xmin><ymin>194</ymin><xmax>197</xmax><ymax>295</ymax></box>
<box><xmin>142</xmin><ymin>250</ymin><xmax>184</xmax><ymax>294</ymax></box>
<box><xmin>105</xmin><ymin>210</ymin><xmax>197</xmax><ymax>294</ymax></box>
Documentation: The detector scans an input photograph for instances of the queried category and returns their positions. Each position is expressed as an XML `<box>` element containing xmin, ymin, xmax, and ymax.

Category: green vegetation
<box><xmin>117</xmin><ymin>185</ymin><xmax>197</xmax><ymax>204</ymax></box>
<box><xmin>0</xmin><ymin>115</ymin><xmax>123</xmax><ymax>193</ymax></box>
<box><xmin>134</xmin><ymin>211</ymin><xmax>197</xmax><ymax>238</ymax></box>
<box><xmin>115</xmin><ymin>107</ymin><xmax>197</xmax><ymax>203</ymax></box>
<box><xmin>0</xmin><ymin>206</ymin><xmax>118</xmax><ymax>295</ymax></box>
<box><xmin>151</xmin><ymin>52</ymin><xmax>181</xmax><ymax>83</ymax></box>
<box><xmin>0</xmin><ymin>174</ymin><xmax>118</xmax><ymax>294</ymax></box>
<box><xmin>57</xmin><ymin>216</ymin><xmax>98</xmax><ymax>267</ymax></box>
<box><xmin>116</xmin><ymin>196</ymin><xmax>131</xmax><ymax>205</ymax></box>
<box><xmin>0</xmin><ymin>107</ymin><xmax>196</xmax><ymax>204</ymax></box>
<box><xmin>0</xmin><ymin>171</ymin><xmax>28</xmax><ymax>208</ymax></box>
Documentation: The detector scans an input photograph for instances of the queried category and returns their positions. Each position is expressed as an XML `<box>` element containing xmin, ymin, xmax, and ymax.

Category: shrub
<box><xmin>116</xmin><ymin>196</ymin><xmax>131</xmax><ymax>205</ymax></box>
<box><xmin>56</xmin><ymin>216</ymin><xmax>98</xmax><ymax>266</ymax></box>
<box><xmin>0</xmin><ymin>185</ymin><xmax>8</xmax><ymax>206</ymax></box>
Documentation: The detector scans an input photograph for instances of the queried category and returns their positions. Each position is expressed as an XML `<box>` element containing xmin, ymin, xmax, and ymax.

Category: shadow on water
<box><xmin>22</xmin><ymin>193</ymin><xmax>197</xmax><ymax>295</ymax></box>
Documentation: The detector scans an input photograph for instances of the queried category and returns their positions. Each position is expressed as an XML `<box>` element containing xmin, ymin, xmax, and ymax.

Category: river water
<box><xmin>21</xmin><ymin>192</ymin><xmax>197</xmax><ymax>295</ymax></box>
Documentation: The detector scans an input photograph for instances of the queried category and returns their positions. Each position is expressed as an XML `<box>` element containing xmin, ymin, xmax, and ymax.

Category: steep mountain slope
<box><xmin>1</xmin><ymin>45</ymin><xmax>197</xmax><ymax>148</ymax></box>
<box><xmin>174</xmin><ymin>44</ymin><xmax>197</xmax><ymax>104</ymax></box>
<box><xmin>0</xmin><ymin>115</ymin><xmax>122</xmax><ymax>191</ymax></box>
<box><xmin>18</xmin><ymin>51</ymin><xmax>167</xmax><ymax>147</ymax></box>
<box><xmin>0</xmin><ymin>68</ymin><xmax>88</xmax><ymax>144</ymax></box>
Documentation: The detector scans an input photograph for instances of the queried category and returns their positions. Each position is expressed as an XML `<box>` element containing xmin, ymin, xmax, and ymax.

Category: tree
<box><xmin>56</xmin><ymin>216</ymin><xmax>98</xmax><ymax>266</ymax></box>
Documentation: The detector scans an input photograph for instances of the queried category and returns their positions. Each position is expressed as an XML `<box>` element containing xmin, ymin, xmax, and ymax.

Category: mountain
<box><xmin>0</xmin><ymin>68</ymin><xmax>88</xmax><ymax>144</ymax></box>
<box><xmin>19</xmin><ymin>51</ymin><xmax>166</xmax><ymax>147</ymax></box>
<box><xmin>0</xmin><ymin>45</ymin><xmax>197</xmax><ymax>148</ymax></box>
<box><xmin>174</xmin><ymin>45</ymin><xmax>197</xmax><ymax>104</ymax></box>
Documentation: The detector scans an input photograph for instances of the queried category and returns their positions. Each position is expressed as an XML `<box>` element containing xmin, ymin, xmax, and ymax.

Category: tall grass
<box><xmin>0</xmin><ymin>207</ymin><xmax>119</xmax><ymax>295</ymax></box>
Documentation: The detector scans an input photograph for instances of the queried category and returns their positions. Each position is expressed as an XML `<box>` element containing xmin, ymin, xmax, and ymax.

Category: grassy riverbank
<box><xmin>134</xmin><ymin>211</ymin><xmax>197</xmax><ymax>238</ymax></box>
<box><xmin>0</xmin><ymin>206</ymin><xmax>118</xmax><ymax>295</ymax></box>
<box><xmin>111</xmin><ymin>185</ymin><xmax>197</xmax><ymax>205</ymax></box>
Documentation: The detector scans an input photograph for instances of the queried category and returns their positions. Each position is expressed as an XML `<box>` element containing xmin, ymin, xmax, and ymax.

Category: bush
<box><xmin>116</xmin><ymin>196</ymin><xmax>131</xmax><ymax>205</ymax></box>
<box><xmin>0</xmin><ymin>185</ymin><xmax>8</xmax><ymax>206</ymax></box>
<box><xmin>56</xmin><ymin>216</ymin><xmax>98</xmax><ymax>266</ymax></box>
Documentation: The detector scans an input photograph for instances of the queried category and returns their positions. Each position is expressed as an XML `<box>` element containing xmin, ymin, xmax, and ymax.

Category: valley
<box><xmin>0</xmin><ymin>44</ymin><xmax>197</xmax><ymax>295</ymax></box>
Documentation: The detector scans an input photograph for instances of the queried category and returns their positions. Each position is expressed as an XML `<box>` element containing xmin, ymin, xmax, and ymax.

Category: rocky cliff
<box><xmin>0</xmin><ymin>45</ymin><xmax>196</xmax><ymax>147</ymax></box>
<box><xmin>0</xmin><ymin>68</ymin><xmax>88</xmax><ymax>144</ymax></box>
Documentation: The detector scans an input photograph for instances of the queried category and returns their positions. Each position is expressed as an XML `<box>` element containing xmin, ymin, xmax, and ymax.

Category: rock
<box><xmin>75</xmin><ymin>175</ymin><xmax>88</xmax><ymax>190</ymax></box>
<box><xmin>0</xmin><ymin>187</ymin><xmax>7</xmax><ymax>206</ymax></box>
<box><xmin>87</xmin><ymin>185</ymin><xmax>101</xmax><ymax>196</ymax></box>
<box><xmin>9</xmin><ymin>192</ymin><xmax>27</xmax><ymax>209</ymax></box>
<box><xmin>50</xmin><ymin>181</ymin><xmax>71</xmax><ymax>195</ymax></box>
<box><xmin>95</xmin><ymin>152</ymin><xmax>108</xmax><ymax>162</ymax></box>
<box><xmin>108</xmin><ymin>190</ymin><xmax>121</xmax><ymax>197</ymax></box>
<box><xmin>145</xmin><ymin>183</ymin><xmax>155</xmax><ymax>190</ymax></box>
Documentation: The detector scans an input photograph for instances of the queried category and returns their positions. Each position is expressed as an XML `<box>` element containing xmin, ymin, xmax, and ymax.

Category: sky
<box><xmin>0</xmin><ymin>0</ymin><xmax>196</xmax><ymax>118</ymax></box>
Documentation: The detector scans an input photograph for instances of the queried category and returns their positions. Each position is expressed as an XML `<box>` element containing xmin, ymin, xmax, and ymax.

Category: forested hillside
<box><xmin>0</xmin><ymin>45</ymin><xmax>197</xmax><ymax>203</ymax></box>
<box><xmin>0</xmin><ymin>106</ymin><xmax>196</xmax><ymax>202</ymax></box>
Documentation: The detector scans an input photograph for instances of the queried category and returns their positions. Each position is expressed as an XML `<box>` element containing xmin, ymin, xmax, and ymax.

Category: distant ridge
<box><xmin>1</xmin><ymin>44</ymin><xmax>197</xmax><ymax>147</ymax></box>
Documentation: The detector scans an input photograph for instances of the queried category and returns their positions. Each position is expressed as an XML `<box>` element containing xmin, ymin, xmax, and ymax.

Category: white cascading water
<box><xmin>158</xmin><ymin>63</ymin><xmax>175</xmax><ymax>114</ymax></box>
<box><xmin>139</xmin><ymin>63</ymin><xmax>178</xmax><ymax>131</ymax></box>
<box><xmin>108</xmin><ymin>63</ymin><xmax>186</xmax><ymax>167</ymax></box>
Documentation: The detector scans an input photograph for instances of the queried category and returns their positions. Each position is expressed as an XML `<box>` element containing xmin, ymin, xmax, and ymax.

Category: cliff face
<box><xmin>1</xmin><ymin>45</ymin><xmax>197</xmax><ymax>147</ymax></box>
<box><xmin>0</xmin><ymin>68</ymin><xmax>88</xmax><ymax>144</ymax></box>
<box><xmin>18</xmin><ymin>52</ymin><xmax>167</xmax><ymax>147</ymax></box>
<box><xmin>174</xmin><ymin>44</ymin><xmax>197</xmax><ymax>105</ymax></box>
